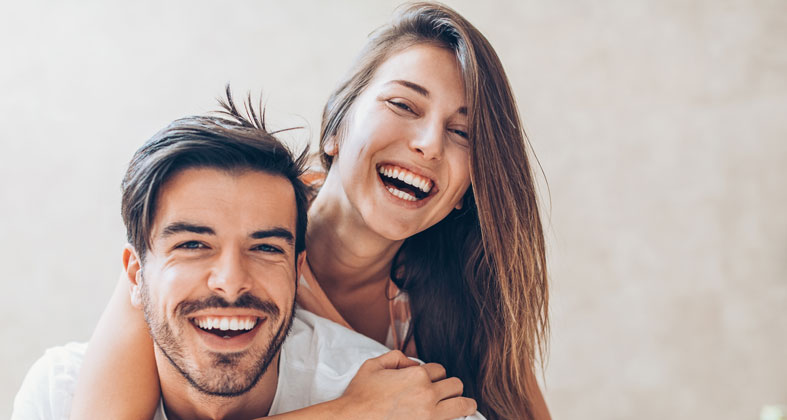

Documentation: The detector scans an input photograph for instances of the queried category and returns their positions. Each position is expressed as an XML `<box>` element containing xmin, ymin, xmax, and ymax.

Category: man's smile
<box><xmin>191</xmin><ymin>315</ymin><xmax>260</xmax><ymax>337</ymax></box>
<box><xmin>188</xmin><ymin>314</ymin><xmax>268</xmax><ymax>351</ymax></box>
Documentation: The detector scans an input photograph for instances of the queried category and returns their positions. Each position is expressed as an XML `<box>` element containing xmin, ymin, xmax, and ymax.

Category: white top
<box><xmin>12</xmin><ymin>308</ymin><xmax>484</xmax><ymax>420</ymax></box>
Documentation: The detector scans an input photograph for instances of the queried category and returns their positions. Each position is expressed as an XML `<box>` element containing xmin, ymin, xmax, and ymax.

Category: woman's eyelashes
<box><xmin>449</xmin><ymin>127</ymin><xmax>468</xmax><ymax>139</ymax></box>
<box><xmin>387</xmin><ymin>99</ymin><xmax>416</xmax><ymax>114</ymax></box>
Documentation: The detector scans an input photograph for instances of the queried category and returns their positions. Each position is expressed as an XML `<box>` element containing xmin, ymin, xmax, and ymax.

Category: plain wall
<box><xmin>1</xmin><ymin>1</ymin><xmax>785</xmax><ymax>419</ymax></box>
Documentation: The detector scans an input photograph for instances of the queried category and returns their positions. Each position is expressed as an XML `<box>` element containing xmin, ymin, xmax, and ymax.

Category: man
<box><xmin>12</xmin><ymin>90</ymin><xmax>482</xmax><ymax>420</ymax></box>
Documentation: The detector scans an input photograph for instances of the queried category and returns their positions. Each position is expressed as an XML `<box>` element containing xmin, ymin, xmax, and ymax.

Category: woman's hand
<box><xmin>336</xmin><ymin>350</ymin><xmax>478</xmax><ymax>420</ymax></box>
<box><xmin>266</xmin><ymin>350</ymin><xmax>477</xmax><ymax>420</ymax></box>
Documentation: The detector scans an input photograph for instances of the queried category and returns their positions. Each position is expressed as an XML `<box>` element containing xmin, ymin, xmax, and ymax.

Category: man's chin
<box><xmin>172</xmin><ymin>311</ymin><xmax>293</xmax><ymax>397</ymax></box>
<box><xmin>189</xmin><ymin>356</ymin><xmax>273</xmax><ymax>397</ymax></box>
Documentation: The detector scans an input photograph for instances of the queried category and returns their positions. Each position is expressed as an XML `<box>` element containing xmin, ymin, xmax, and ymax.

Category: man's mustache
<box><xmin>175</xmin><ymin>293</ymin><xmax>280</xmax><ymax>318</ymax></box>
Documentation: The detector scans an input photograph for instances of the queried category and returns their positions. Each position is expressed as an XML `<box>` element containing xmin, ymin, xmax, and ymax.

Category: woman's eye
<box><xmin>388</xmin><ymin>100</ymin><xmax>414</xmax><ymax>113</ymax></box>
<box><xmin>450</xmin><ymin>128</ymin><xmax>468</xmax><ymax>139</ymax></box>
<box><xmin>176</xmin><ymin>241</ymin><xmax>205</xmax><ymax>250</ymax></box>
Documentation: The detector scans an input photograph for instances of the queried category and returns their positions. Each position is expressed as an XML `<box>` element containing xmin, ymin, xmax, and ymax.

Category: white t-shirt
<box><xmin>12</xmin><ymin>308</ymin><xmax>484</xmax><ymax>420</ymax></box>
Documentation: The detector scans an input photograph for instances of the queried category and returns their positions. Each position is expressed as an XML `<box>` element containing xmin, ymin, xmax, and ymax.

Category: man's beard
<box><xmin>139</xmin><ymin>277</ymin><xmax>294</xmax><ymax>397</ymax></box>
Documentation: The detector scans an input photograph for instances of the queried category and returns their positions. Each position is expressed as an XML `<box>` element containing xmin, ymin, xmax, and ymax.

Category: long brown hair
<box><xmin>319</xmin><ymin>3</ymin><xmax>549</xmax><ymax>419</ymax></box>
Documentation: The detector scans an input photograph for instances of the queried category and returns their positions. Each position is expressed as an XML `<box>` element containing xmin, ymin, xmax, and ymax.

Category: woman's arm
<box><xmin>70</xmin><ymin>274</ymin><xmax>160</xmax><ymax>420</ymax></box>
<box><xmin>69</xmin><ymin>279</ymin><xmax>476</xmax><ymax>420</ymax></box>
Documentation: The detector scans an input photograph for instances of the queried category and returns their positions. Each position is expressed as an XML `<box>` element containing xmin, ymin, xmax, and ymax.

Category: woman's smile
<box><xmin>324</xmin><ymin>43</ymin><xmax>472</xmax><ymax>240</ymax></box>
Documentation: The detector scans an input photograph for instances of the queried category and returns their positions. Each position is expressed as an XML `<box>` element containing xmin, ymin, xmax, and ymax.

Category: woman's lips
<box><xmin>376</xmin><ymin>163</ymin><xmax>438</xmax><ymax>202</ymax></box>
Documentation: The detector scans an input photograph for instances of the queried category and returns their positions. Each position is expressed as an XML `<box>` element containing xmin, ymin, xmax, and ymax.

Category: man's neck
<box><xmin>155</xmin><ymin>351</ymin><xmax>280</xmax><ymax>420</ymax></box>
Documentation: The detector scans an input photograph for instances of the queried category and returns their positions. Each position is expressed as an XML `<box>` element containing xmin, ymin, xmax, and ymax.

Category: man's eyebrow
<box><xmin>388</xmin><ymin>80</ymin><xmax>430</xmax><ymax>98</ymax></box>
<box><xmin>251</xmin><ymin>227</ymin><xmax>294</xmax><ymax>245</ymax></box>
<box><xmin>160</xmin><ymin>222</ymin><xmax>215</xmax><ymax>238</ymax></box>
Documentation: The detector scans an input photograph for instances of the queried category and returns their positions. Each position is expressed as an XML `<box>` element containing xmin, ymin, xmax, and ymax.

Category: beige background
<box><xmin>1</xmin><ymin>1</ymin><xmax>785</xmax><ymax>419</ymax></box>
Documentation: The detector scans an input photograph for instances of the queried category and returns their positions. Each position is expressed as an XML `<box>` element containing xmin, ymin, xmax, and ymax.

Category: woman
<box><xmin>71</xmin><ymin>3</ymin><xmax>549</xmax><ymax>419</ymax></box>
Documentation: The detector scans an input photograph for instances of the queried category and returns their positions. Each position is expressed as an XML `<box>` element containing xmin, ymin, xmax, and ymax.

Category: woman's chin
<box><xmin>364</xmin><ymin>215</ymin><xmax>421</xmax><ymax>242</ymax></box>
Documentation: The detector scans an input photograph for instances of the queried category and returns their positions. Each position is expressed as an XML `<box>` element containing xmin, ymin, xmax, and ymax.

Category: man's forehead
<box><xmin>151</xmin><ymin>167</ymin><xmax>298</xmax><ymax>239</ymax></box>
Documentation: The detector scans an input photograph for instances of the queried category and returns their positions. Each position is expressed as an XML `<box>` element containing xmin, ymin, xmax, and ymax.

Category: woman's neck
<box><xmin>306</xmin><ymin>173</ymin><xmax>404</xmax><ymax>293</ymax></box>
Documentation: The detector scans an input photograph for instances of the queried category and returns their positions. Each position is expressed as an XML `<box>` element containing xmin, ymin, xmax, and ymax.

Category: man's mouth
<box><xmin>377</xmin><ymin>164</ymin><xmax>435</xmax><ymax>202</ymax></box>
<box><xmin>190</xmin><ymin>315</ymin><xmax>260</xmax><ymax>339</ymax></box>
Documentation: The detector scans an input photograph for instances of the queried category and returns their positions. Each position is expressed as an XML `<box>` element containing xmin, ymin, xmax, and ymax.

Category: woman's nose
<box><xmin>409</xmin><ymin>121</ymin><xmax>444</xmax><ymax>161</ymax></box>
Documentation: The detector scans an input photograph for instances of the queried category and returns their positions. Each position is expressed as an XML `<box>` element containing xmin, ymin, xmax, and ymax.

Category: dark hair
<box><xmin>121</xmin><ymin>86</ymin><xmax>310</xmax><ymax>261</ymax></box>
<box><xmin>320</xmin><ymin>3</ymin><xmax>548</xmax><ymax>419</ymax></box>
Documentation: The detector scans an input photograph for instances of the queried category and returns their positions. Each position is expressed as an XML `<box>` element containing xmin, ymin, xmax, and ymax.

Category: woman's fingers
<box><xmin>420</xmin><ymin>362</ymin><xmax>447</xmax><ymax>382</ymax></box>
<box><xmin>342</xmin><ymin>351</ymin><xmax>478</xmax><ymax>420</ymax></box>
<box><xmin>366</xmin><ymin>350</ymin><xmax>420</xmax><ymax>370</ymax></box>
<box><xmin>432</xmin><ymin>376</ymin><xmax>464</xmax><ymax>400</ymax></box>
<box><xmin>435</xmin><ymin>396</ymin><xmax>478</xmax><ymax>420</ymax></box>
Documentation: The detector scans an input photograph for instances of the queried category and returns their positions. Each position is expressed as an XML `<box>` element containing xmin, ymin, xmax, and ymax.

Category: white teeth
<box><xmin>419</xmin><ymin>179</ymin><xmax>429</xmax><ymax>193</ymax></box>
<box><xmin>378</xmin><ymin>165</ymin><xmax>433</xmax><ymax>195</ymax></box>
<box><xmin>386</xmin><ymin>186</ymin><xmax>417</xmax><ymax>201</ymax></box>
<box><xmin>194</xmin><ymin>316</ymin><xmax>257</xmax><ymax>331</ymax></box>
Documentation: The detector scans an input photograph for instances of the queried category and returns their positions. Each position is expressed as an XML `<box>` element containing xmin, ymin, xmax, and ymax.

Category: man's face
<box><xmin>128</xmin><ymin>167</ymin><xmax>301</xmax><ymax>397</ymax></box>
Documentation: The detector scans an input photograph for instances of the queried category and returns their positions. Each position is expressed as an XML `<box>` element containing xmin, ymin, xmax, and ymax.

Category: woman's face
<box><xmin>327</xmin><ymin>43</ymin><xmax>471</xmax><ymax>241</ymax></box>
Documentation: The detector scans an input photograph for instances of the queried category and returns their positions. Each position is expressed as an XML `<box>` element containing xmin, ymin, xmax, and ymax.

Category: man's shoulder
<box><xmin>270</xmin><ymin>309</ymin><xmax>391</xmax><ymax>414</ymax></box>
<box><xmin>284</xmin><ymin>308</ymin><xmax>390</xmax><ymax>374</ymax></box>
<box><xmin>11</xmin><ymin>342</ymin><xmax>88</xmax><ymax>420</ymax></box>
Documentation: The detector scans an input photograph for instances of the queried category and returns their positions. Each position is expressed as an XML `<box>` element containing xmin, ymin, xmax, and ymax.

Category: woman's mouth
<box><xmin>377</xmin><ymin>164</ymin><xmax>435</xmax><ymax>202</ymax></box>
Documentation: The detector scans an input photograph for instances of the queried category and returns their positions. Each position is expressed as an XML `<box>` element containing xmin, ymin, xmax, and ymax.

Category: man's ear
<box><xmin>122</xmin><ymin>244</ymin><xmax>144</xmax><ymax>309</ymax></box>
<box><xmin>324</xmin><ymin>136</ymin><xmax>339</xmax><ymax>156</ymax></box>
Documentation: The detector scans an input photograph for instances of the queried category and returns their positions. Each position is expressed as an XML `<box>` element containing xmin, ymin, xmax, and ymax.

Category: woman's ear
<box><xmin>122</xmin><ymin>244</ymin><xmax>144</xmax><ymax>309</ymax></box>
<box><xmin>324</xmin><ymin>136</ymin><xmax>339</xmax><ymax>156</ymax></box>
<box><xmin>454</xmin><ymin>194</ymin><xmax>465</xmax><ymax>210</ymax></box>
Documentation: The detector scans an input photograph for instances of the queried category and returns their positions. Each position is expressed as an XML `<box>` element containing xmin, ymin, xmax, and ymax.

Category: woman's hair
<box><xmin>319</xmin><ymin>3</ymin><xmax>548</xmax><ymax>419</ymax></box>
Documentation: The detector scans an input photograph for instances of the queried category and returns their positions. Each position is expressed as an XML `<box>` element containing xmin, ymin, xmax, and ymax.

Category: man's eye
<box><xmin>176</xmin><ymin>241</ymin><xmax>205</xmax><ymax>250</ymax></box>
<box><xmin>253</xmin><ymin>244</ymin><xmax>283</xmax><ymax>253</ymax></box>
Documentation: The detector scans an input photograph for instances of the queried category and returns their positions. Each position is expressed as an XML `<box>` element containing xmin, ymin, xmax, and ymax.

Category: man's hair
<box><xmin>121</xmin><ymin>86</ymin><xmax>309</xmax><ymax>261</ymax></box>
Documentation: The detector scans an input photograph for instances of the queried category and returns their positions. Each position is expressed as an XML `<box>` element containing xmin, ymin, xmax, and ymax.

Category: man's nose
<box><xmin>207</xmin><ymin>248</ymin><xmax>252</xmax><ymax>300</ymax></box>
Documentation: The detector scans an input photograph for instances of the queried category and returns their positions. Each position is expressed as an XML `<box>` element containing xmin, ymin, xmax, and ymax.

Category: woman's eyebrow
<box><xmin>386</xmin><ymin>79</ymin><xmax>467</xmax><ymax>115</ymax></box>
<box><xmin>387</xmin><ymin>80</ymin><xmax>430</xmax><ymax>98</ymax></box>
